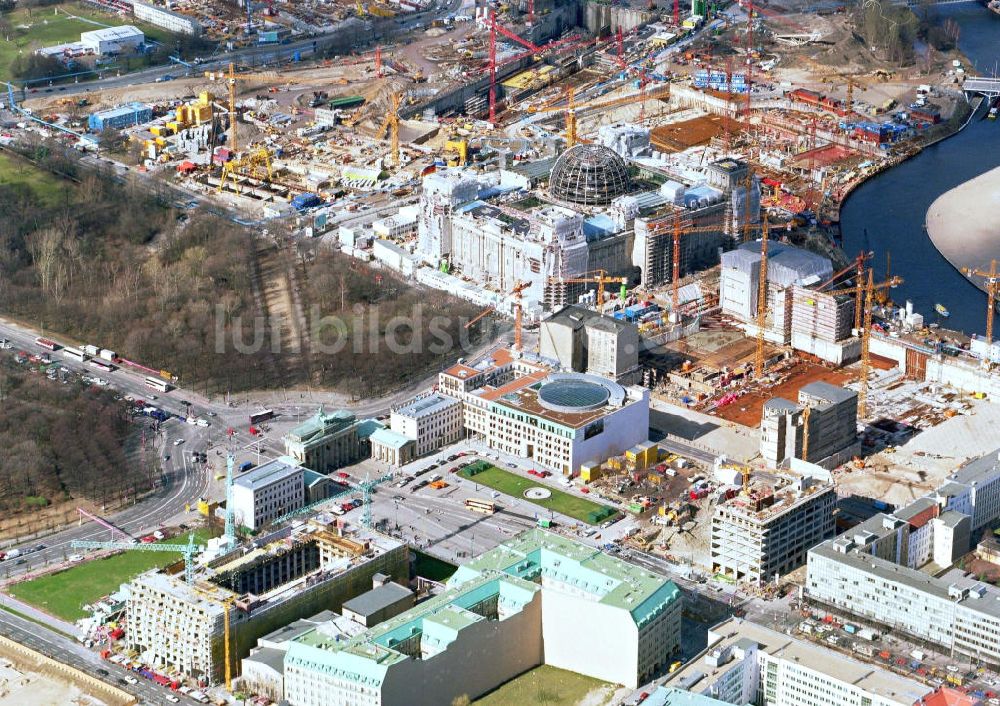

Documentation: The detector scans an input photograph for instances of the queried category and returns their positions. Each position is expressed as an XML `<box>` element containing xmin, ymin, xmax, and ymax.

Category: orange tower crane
<box><xmin>511</xmin><ymin>280</ymin><xmax>530</xmax><ymax>352</ymax></box>
<box><xmin>961</xmin><ymin>259</ymin><xmax>1000</xmax><ymax>360</ymax></box>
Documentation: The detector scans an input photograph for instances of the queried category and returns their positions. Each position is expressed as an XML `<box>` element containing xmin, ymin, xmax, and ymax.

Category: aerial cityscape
<box><xmin>0</xmin><ymin>0</ymin><xmax>997</xmax><ymax>704</ymax></box>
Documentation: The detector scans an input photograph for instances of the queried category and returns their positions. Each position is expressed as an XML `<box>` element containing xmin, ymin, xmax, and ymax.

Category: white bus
<box><xmin>61</xmin><ymin>346</ymin><xmax>88</xmax><ymax>362</ymax></box>
<box><xmin>144</xmin><ymin>376</ymin><xmax>171</xmax><ymax>392</ymax></box>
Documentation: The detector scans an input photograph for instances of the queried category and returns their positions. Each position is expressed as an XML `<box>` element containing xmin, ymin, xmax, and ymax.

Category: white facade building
<box><xmin>230</xmin><ymin>456</ymin><xmax>306</xmax><ymax>530</ymax></box>
<box><xmin>132</xmin><ymin>1</ymin><xmax>203</xmax><ymax>35</ymax></box>
<box><xmin>711</xmin><ymin>472</ymin><xmax>836</xmax><ymax>584</ymax></box>
<box><xmin>282</xmin><ymin>529</ymin><xmax>683</xmax><ymax>706</ymax></box>
<box><xmin>80</xmin><ymin>26</ymin><xmax>144</xmax><ymax>55</ymax></box>
<box><xmin>389</xmin><ymin>393</ymin><xmax>464</xmax><ymax>458</ymax></box>
<box><xmin>806</xmin><ymin>449</ymin><xmax>1000</xmax><ymax>666</ymax></box>
<box><xmin>663</xmin><ymin>618</ymin><xmax>934</xmax><ymax>706</ymax></box>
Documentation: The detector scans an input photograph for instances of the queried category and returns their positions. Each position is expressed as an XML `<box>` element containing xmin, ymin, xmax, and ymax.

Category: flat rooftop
<box><xmin>451</xmin><ymin>529</ymin><xmax>680</xmax><ymax>623</ymax></box>
<box><xmin>394</xmin><ymin>393</ymin><xmax>459</xmax><ymax>420</ymax></box>
<box><xmin>665</xmin><ymin>618</ymin><xmax>931</xmax><ymax>705</ymax></box>
<box><xmin>233</xmin><ymin>457</ymin><xmax>304</xmax><ymax>491</ymax></box>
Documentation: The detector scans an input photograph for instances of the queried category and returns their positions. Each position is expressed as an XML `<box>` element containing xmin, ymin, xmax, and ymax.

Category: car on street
<box><xmin>166</xmin><ymin>696</ymin><xmax>180</xmax><ymax>703</ymax></box>
<box><xmin>97</xmin><ymin>668</ymin><xmax>109</xmax><ymax>676</ymax></box>
<box><xmin>124</xmin><ymin>676</ymin><xmax>138</xmax><ymax>685</ymax></box>
<box><xmin>173</xmin><ymin>439</ymin><xmax>184</xmax><ymax>446</ymax></box>
<box><xmin>69</xmin><ymin>554</ymin><xmax>84</xmax><ymax>562</ymax></box>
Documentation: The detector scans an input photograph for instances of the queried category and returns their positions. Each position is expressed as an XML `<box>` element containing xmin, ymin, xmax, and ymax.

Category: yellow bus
<box><xmin>465</xmin><ymin>498</ymin><xmax>496</xmax><ymax>514</ymax></box>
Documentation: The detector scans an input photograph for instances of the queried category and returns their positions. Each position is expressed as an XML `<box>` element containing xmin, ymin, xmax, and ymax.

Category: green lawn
<box><xmin>459</xmin><ymin>464</ymin><xmax>616</xmax><ymax>525</ymax></box>
<box><xmin>0</xmin><ymin>3</ymin><xmax>176</xmax><ymax>81</ymax></box>
<box><xmin>9</xmin><ymin>529</ymin><xmax>211</xmax><ymax>622</ymax></box>
<box><xmin>0</xmin><ymin>150</ymin><xmax>75</xmax><ymax>206</ymax></box>
<box><xmin>474</xmin><ymin>665</ymin><xmax>613</xmax><ymax>706</ymax></box>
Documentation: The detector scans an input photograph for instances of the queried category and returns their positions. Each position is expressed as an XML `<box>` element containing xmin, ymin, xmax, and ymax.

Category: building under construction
<box><xmin>710</xmin><ymin>467</ymin><xmax>835</xmax><ymax>585</ymax></box>
<box><xmin>125</xmin><ymin>519</ymin><xmax>407</xmax><ymax>684</ymax></box>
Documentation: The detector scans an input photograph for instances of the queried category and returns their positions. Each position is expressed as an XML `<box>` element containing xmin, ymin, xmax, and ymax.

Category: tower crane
<box><xmin>223</xmin><ymin>452</ymin><xmax>238</xmax><ymax>550</ymax></box>
<box><xmin>511</xmin><ymin>280</ymin><xmax>530</xmax><ymax>353</ymax></box>
<box><xmin>820</xmin><ymin>73</ymin><xmax>864</xmax><ymax>116</ymax></box>
<box><xmin>754</xmin><ymin>216</ymin><xmax>770</xmax><ymax>378</ymax></box>
<box><xmin>205</xmin><ymin>63</ymin><xmax>303</xmax><ymax>154</ymax></box>
<box><xmin>551</xmin><ymin>84</ymin><xmax>671</xmax><ymax>145</ymax></box>
<box><xmin>547</xmin><ymin>269</ymin><xmax>628</xmax><ymax>312</ymax></box>
<box><xmin>358</xmin><ymin>472</ymin><xmax>396</xmax><ymax>529</ymax></box>
<box><xmin>464</xmin><ymin>305</ymin><xmax>496</xmax><ymax>329</ymax></box>
<box><xmin>816</xmin><ymin>251</ymin><xmax>873</xmax><ymax>331</ymax></box>
<box><xmin>826</xmin><ymin>271</ymin><xmax>902</xmax><ymax>419</ymax></box>
<box><xmin>801</xmin><ymin>406</ymin><xmax>812</xmax><ymax>461</ymax></box>
<box><xmin>463</xmin><ymin>282</ymin><xmax>530</xmax><ymax>352</ymax></box>
<box><xmin>70</xmin><ymin>533</ymin><xmax>203</xmax><ymax>584</ymax></box>
<box><xmin>376</xmin><ymin>92</ymin><xmax>402</xmax><ymax>167</ymax></box>
<box><xmin>961</xmin><ymin>259</ymin><xmax>1000</xmax><ymax>364</ymax></box>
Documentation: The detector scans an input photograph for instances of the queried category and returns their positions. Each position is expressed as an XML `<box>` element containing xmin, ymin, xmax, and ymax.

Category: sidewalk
<box><xmin>0</xmin><ymin>593</ymin><xmax>78</xmax><ymax>637</ymax></box>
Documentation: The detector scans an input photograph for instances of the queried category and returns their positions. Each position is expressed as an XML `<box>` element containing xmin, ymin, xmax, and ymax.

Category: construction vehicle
<box><xmin>547</xmin><ymin>269</ymin><xmax>628</xmax><ymax>312</ymax></box>
<box><xmin>961</xmin><ymin>259</ymin><xmax>1000</xmax><ymax>365</ymax></box>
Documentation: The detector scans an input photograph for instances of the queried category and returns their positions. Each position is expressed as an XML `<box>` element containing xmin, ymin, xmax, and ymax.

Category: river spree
<box><xmin>840</xmin><ymin>5</ymin><xmax>1000</xmax><ymax>335</ymax></box>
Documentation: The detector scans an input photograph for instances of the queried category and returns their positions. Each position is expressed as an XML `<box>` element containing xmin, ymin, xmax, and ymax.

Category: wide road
<box><xmin>0</xmin><ymin>609</ymin><xmax>176</xmax><ymax>705</ymax></box>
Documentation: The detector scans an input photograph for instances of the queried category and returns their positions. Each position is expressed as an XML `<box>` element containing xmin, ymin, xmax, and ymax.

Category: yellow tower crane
<box><xmin>376</xmin><ymin>92</ymin><xmax>402</xmax><ymax>167</ymax></box>
<box><xmin>511</xmin><ymin>280</ymin><xmax>530</xmax><ymax>353</ymax></box>
<box><xmin>821</xmin><ymin>73</ymin><xmax>864</xmax><ymax>116</ymax></box>
<box><xmin>826</xmin><ymin>271</ymin><xmax>902</xmax><ymax>419</ymax></box>
<box><xmin>754</xmin><ymin>216</ymin><xmax>770</xmax><ymax>378</ymax></box>
<box><xmin>801</xmin><ymin>406</ymin><xmax>811</xmax><ymax>461</ymax></box>
<box><xmin>548</xmin><ymin>269</ymin><xmax>628</xmax><ymax>313</ymax></box>
<box><xmin>530</xmin><ymin>84</ymin><xmax>672</xmax><ymax>146</ymax></box>
<box><xmin>205</xmin><ymin>63</ymin><xmax>302</xmax><ymax>154</ymax></box>
<box><xmin>961</xmin><ymin>259</ymin><xmax>1000</xmax><ymax>365</ymax></box>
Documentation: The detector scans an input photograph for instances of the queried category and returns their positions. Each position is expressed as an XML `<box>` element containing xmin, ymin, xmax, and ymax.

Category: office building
<box><xmin>283</xmin><ymin>529</ymin><xmax>682</xmax><ymax>705</ymax></box>
<box><xmin>132</xmin><ymin>1</ymin><xmax>202</xmax><ymax>35</ymax></box>
<box><xmin>711</xmin><ymin>470</ymin><xmax>835</xmax><ymax>584</ymax></box>
<box><xmin>662</xmin><ymin>618</ymin><xmax>935</xmax><ymax>706</ymax></box>
<box><xmin>760</xmin><ymin>382</ymin><xmax>859</xmax><ymax>468</ymax></box>
<box><xmin>231</xmin><ymin>457</ymin><xmax>306</xmax><ymax>531</ymax></box>
<box><xmin>80</xmin><ymin>25</ymin><xmax>144</xmax><ymax>55</ymax></box>
<box><xmin>126</xmin><ymin>520</ymin><xmax>407</xmax><ymax>683</ymax></box>
<box><xmin>283</xmin><ymin>408</ymin><xmax>382</xmax><ymax>472</ymax></box>
<box><xmin>790</xmin><ymin>285</ymin><xmax>860</xmax><ymax>365</ymax></box>
<box><xmin>87</xmin><ymin>102</ymin><xmax>152</xmax><ymax>132</ymax></box>
<box><xmin>806</xmin><ymin>449</ymin><xmax>1000</xmax><ymax>666</ymax></box>
<box><xmin>439</xmin><ymin>348</ymin><xmax>648</xmax><ymax>475</ymax></box>
<box><xmin>539</xmin><ymin>305</ymin><xmax>640</xmax><ymax>382</ymax></box>
<box><xmin>389</xmin><ymin>393</ymin><xmax>464</xmax><ymax>458</ymax></box>
<box><xmin>720</xmin><ymin>242</ymin><xmax>832</xmax><ymax>344</ymax></box>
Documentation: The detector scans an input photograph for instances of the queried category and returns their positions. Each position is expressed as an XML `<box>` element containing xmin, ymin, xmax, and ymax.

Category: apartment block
<box><xmin>662</xmin><ymin>618</ymin><xmax>935</xmax><ymax>706</ymax></box>
<box><xmin>806</xmin><ymin>449</ymin><xmax>1000</xmax><ymax>666</ymax></box>
<box><xmin>231</xmin><ymin>457</ymin><xmax>306</xmax><ymax>531</ymax></box>
<box><xmin>711</xmin><ymin>471</ymin><xmax>836</xmax><ymax>584</ymax></box>
<box><xmin>126</xmin><ymin>521</ymin><xmax>407</xmax><ymax>683</ymax></box>
<box><xmin>283</xmin><ymin>530</ymin><xmax>682</xmax><ymax>706</ymax></box>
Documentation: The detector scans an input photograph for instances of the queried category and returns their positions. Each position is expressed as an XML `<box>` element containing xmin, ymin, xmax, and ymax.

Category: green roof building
<box><xmin>282</xmin><ymin>529</ymin><xmax>682</xmax><ymax>706</ymax></box>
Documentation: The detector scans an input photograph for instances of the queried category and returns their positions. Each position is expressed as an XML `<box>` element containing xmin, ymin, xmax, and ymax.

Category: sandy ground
<box><xmin>0</xmin><ymin>659</ymin><xmax>105</xmax><ymax>706</ymax></box>
<box><xmin>926</xmin><ymin>165</ymin><xmax>1000</xmax><ymax>292</ymax></box>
